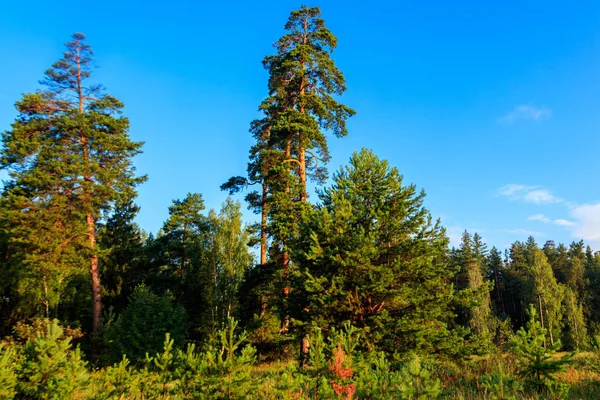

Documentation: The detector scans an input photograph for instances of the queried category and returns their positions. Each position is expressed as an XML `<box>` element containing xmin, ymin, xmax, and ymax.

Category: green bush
<box><xmin>19</xmin><ymin>320</ymin><xmax>89</xmax><ymax>399</ymax></box>
<box><xmin>0</xmin><ymin>343</ymin><xmax>19</xmax><ymax>400</ymax></box>
<box><xmin>103</xmin><ymin>284</ymin><xmax>187</xmax><ymax>362</ymax></box>
<box><xmin>511</xmin><ymin>304</ymin><xmax>572</xmax><ymax>396</ymax></box>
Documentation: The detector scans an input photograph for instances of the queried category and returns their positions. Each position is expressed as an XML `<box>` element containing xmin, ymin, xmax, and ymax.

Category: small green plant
<box><xmin>511</xmin><ymin>304</ymin><xmax>572</xmax><ymax>395</ymax></box>
<box><xmin>19</xmin><ymin>320</ymin><xmax>89</xmax><ymax>400</ymax></box>
<box><xmin>0</xmin><ymin>343</ymin><xmax>19</xmax><ymax>400</ymax></box>
<box><xmin>397</xmin><ymin>354</ymin><xmax>441</xmax><ymax>399</ymax></box>
<box><xmin>479</xmin><ymin>361</ymin><xmax>523</xmax><ymax>400</ymax></box>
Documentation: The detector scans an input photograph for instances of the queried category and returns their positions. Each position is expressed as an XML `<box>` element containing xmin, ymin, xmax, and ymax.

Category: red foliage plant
<box><xmin>329</xmin><ymin>343</ymin><xmax>356</xmax><ymax>399</ymax></box>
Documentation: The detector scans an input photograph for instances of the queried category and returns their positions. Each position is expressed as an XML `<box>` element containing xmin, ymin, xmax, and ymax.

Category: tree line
<box><xmin>1</xmin><ymin>5</ymin><xmax>600</xmax><ymax>398</ymax></box>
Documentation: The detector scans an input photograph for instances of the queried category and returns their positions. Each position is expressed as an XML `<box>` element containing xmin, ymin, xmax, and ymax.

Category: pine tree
<box><xmin>159</xmin><ymin>193</ymin><xmax>207</xmax><ymax>281</ymax></box>
<box><xmin>0</xmin><ymin>33</ymin><xmax>145</xmax><ymax>349</ymax></box>
<box><xmin>511</xmin><ymin>304</ymin><xmax>571</xmax><ymax>393</ymax></box>
<box><xmin>487</xmin><ymin>246</ymin><xmax>505</xmax><ymax>315</ymax></box>
<box><xmin>294</xmin><ymin>149</ymin><xmax>463</xmax><ymax>355</ymax></box>
<box><xmin>223</xmin><ymin>5</ymin><xmax>354</xmax><ymax>343</ymax></box>
<box><xmin>149</xmin><ymin>193</ymin><xmax>207</xmax><ymax>338</ymax></box>
<box><xmin>453</xmin><ymin>232</ymin><xmax>494</xmax><ymax>352</ymax></box>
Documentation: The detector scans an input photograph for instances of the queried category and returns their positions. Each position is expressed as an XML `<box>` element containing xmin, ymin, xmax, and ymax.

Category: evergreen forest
<box><xmin>1</xmin><ymin>5</ymin><xmax>600</xmax><ymax>400</ymax></box>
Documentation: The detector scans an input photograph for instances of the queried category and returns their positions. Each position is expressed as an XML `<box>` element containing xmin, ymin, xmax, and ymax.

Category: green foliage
<box><xmin>396</xmin><ymin>355</ymin><xmax>441</xmax><ymax>399</ymax></box>
<box><xmin>0</xmin><ymin>343</ymin><xmax>19</xmax><ymax>400</ymax></box>
<box><xmin>0</xmin><ymin>33</ymin><xmax>146</xmax><ymax>333</ymax></box>
<box><xmin>479</xmin><ymin>362</ymin><xmax>524</xmax><ymax>400</ymax></box>
<box><xmin>511</xmin><ymin>304</ymin><xmax>572</xmax><ymax>394</ymax></box>
<box><xmin>4</xmin><ymin>9</ymin><xmax>600</xmax><ymax>400</ymax></box>
<box><xmin>98</xmin><ymin>201</ymin><xmax>146</xmax><ymax>314</ymax></box>
<box><xmin>295</xmin><ymin>149</ymin><xmax>462</xmax><ymax>356</ymax></box>
<box><xmin>103</xmin><ymin>285</ymin><xmax>187</xmax><ymax>362</ymax></box>
<box><xmin>451</xmin><ymin>231</ymin><xmax>495</xmax><ymax>354</ymax></box>
<box><xmin>19</xmin><ymin>320</ymin><xmax>89</xmax><ymax>399</ymax></box>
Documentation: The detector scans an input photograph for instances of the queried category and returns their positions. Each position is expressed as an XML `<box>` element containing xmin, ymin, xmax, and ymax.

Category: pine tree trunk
<box><xmin>261</xmin><ymin>181</ymin><xmax>268</xmax><ymax>265</ymax></box>
<box><xmin>298</xmin><ymin>18</ymin><xmax>308</xmax><ymax>203</ymax></box>
<box><xmin>299</xmin><ymin>139</ymin><xmax>306</xmax><ymax>202</ymax></box>
<box><xmin>260</xmin><ymin>125</ymin><xmax>271</xmax><ymax>265</ymax></box>
<box><xmin>87</xmin><ymin>213</ymin><xmax>102</xmax><ymax>357</ymax></box>
<box><xmin>76</xmin><ymin>47</ymin><xmax>102</xmax><ymax>359</ymax></box>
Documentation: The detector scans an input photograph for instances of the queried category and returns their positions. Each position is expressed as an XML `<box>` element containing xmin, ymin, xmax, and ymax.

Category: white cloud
<box><xmin>497</xmin><ymin>185</ymin><xmax>600</xmax><ymax>248</ymax></box>
<box><xmin>524</xmin><ymin>189</ymin><xmax>562</xmax><ymax>204</ymax></box>
<box><xmin>528</xmin><ymin>213</ymin><xmax>575</xmax><ymax>227</ymax></box>
<box><xmin>504</xmin><ymin>229</ymin><xmax>545</xmax><ymax>237</ymax></box>
<box><xmin>497</xmin><ymin>185</ymin><xmax>563</xmax><ymax>205</ymax></box>
<box><xmin>500</xmin><ymin>104</ymin><xmax>551</xmax><ymax>124</ymax></box>
<box><xmin>570</xmin><ymin>203</ymin><xmax>600</xmax><ymax>246</ymax></box>
<box><xmin>528</xmin><ymin>214</ymin><xmax>550</xmax><ymax>223</ymax></box>
<box><xmin>554</xmin><ymin>219</ymin><xmax>576</xmax><ymax>227</ymax></box>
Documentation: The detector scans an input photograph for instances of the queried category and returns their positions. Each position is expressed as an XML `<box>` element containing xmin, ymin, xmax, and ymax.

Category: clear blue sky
<box><xmin>1</xmin><ymin>1</ymin><xmax>600</xmax><ymax>250</ymax></box>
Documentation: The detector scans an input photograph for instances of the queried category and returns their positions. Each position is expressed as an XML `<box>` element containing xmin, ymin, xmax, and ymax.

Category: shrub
<box><xmin>0</xmin><ymin>343</ymin><xmax>19</xmax><ymax>400</ymax></box>
<box><xmin>511</xmin><ymin>304</ymin><xmax>572</xmax><ymax>396</ymax></box>
<box><xmin>19</xmin><ymin>320</ymin><xmax>89</xmax><ymax>399</ymax></box>
<box><xmin>104</xmin><ymin>284</ymin><xmax>187</xmax><ymax>362</ymax></box>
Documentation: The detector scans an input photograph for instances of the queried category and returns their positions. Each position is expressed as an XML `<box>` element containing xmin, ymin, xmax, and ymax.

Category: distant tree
<box><xmin>159</xmin><ymin>193</ymin><xmax>207</xmax><ymax>281</ymax></box>
<box><xmin>561</xmin><ymin>286</ymin><xmax>588</xmax><ymax>350</ymax></box>
<box><xmin>452</xmin><ymin>232</ymin><xmax>494</xmax><ymax>353</ymax></box>
<box><xmin>202</xmin><ymin>199</ymin><xmax>254</xmax><ymax>334</ymax></box>
<box><xmin>486</xmin><ymin>246</ymin><xmax>505</xmax><ymax>315</ymax></box>
<box><xmin>98</xmin><ymin>201</ymin><xmax>145</xmax><ymax>313</ymax></box>
<box><xmin>0</xmin><ymin>33</ymin><xmax>145</xmax><ymax>349</ymax></box>
<box><xmin>148</xmin><ymin>193</ymin><xmax>208</xmax><ymax>338</ymax></box>
<box><xmin>530</xmin><ymin>247</ymin><xmax>564</xmax><ymax>347</ymax></box>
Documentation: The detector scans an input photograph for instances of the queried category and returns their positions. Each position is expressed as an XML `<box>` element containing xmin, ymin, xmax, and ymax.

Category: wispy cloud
<box><xmin>528</xmin><ymin>214</ymin><xmax>550</xmax><ymax>223</ymax></box>
<box><xmin>554</xmin><ymin>219</ymin><xmax>576</xmax><ymax>227</ymax></box>
<box><xmin>528</xmin><ymin>213</ymin><xmax>575</xmax><ymax>227</ymax></box>
<box><xmin>504</xmin><ymin>229</ymin><xmax>545</xmax><ymax>237</ymax></box>
<box><xmin>500</xmin><ymin>104</ymin><xmax>551</xmax><ymax>124</ymax></box>
<box><xmin>497</xmin><ymin>185</ymin><xmax>600</xmax><ymax>248</ymax></box>
<box><xmin>497</xmin><ymin>184</ymin><xmax>563</xmax><ymax>205</ymax></box>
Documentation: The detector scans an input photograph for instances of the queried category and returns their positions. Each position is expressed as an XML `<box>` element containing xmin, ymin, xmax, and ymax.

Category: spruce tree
<box><xmin>0</xmin><ymin>33</ymin><xmax>145</xmax><ymax>349</ymax></box>
<box><xmin>453</xmin><ymin>232</ymin><xmax>494</xmax><ymax>353</ymax></box>
<box><xmin>98</xmin><ymin>201</ymin><xmax>145</xmax><ymax>313</ymax></box>
<box><xmin>150</xmin><ymin>193</ymin><xmax>207</xmax><ymax>338</ymax></box>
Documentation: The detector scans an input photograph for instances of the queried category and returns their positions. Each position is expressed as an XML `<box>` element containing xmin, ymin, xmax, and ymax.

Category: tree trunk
<box><xmin>494</xmin><ymin>265</ymin><xmax>504</xmax><ymax>313</ymax></box>
<box><xmin>260</xmin><ymin>181</ymin><xmax>268</xmax><ymax>265</ymax></box>
<box><xmin>299</xmin><ymin>139</ymin><xmax>306</xmax><ymax>202</ymax></box>
<box><xmin>260</xmin><ymin>125</ymin><xmax>271</xmax><ymax>265</ymax></box>
<box><xmin>76</xmin><ymin>45</ymin><xmax>102</xmax><ymax>359</ymax></box>
<box><xmin>88</xmin><ymin>213</ymin><xmax>101</xmax><ymax>359</ymax></box>
<box><xmin>538</xmin><ymin>294</ymin><xmax>547</xmax><ymax>348</ymax></box>
<box><xmin>298</xmin><ymin>19</ymin><xmax>308</xmax><ymax>203</ymax></box>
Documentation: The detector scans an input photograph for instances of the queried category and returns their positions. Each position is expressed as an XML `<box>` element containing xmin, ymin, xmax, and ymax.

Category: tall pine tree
<box><xmin>0</xmin><ymin>33</ymin><xmax>145</xmax><ymax>351</ymax></box>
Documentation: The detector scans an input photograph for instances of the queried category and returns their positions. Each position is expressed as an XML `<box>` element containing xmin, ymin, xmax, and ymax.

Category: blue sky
<box><xmin>1</xmin><ymin>1</ymin><xmax>600</xmax><ymax>250</ymax></box>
